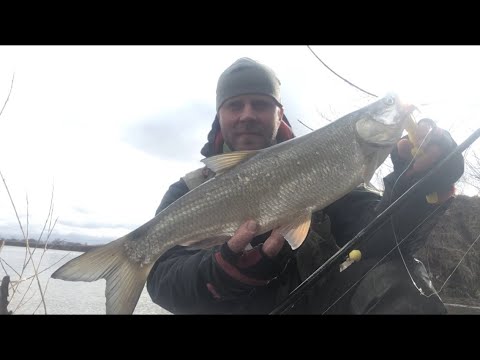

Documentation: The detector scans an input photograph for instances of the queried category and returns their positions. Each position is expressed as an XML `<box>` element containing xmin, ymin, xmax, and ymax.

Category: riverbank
<box><xmin>1</xmin><ymin>239</ymin><xmax>100</xmax><ymax>253</ymax></box>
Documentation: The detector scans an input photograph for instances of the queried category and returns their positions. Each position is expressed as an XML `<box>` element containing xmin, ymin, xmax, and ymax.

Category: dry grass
<box><xmin>416</xmin><ymin>195</ymin><xmax>480</xmax><ymax>302</ymax></box>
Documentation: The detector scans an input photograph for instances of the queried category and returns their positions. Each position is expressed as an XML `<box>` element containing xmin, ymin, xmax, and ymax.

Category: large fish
<box><xmin>51</xmin><ymin>93</ymin><xmax>414</xmax><ymax>314</ymax></box>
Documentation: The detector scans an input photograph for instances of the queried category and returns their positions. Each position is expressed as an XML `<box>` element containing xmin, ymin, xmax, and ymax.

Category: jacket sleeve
<box><xmin>323</xmin><ymin>186</ymin><xmax>382</xmax><ymax>250</ymax></box>
<box><xmin>147</xmin><ymin>243</ymin><xmax>230</xmax><ymax>314</ymax></box>
<box><xmin>324</xmin><ymin>181</ymin><xmax>455</xmax><ymax>262</ymax></box>
<box><xmin>367</xmin><ymin>172</ymin><xmax>454</xmax><ymax>258</ymax></box>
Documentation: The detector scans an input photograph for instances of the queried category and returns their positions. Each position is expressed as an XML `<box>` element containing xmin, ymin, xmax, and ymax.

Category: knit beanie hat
<box><xmin>216</xmin><ymin>57</ymin><xmax>282</xmax><ymax>111</ymax></box>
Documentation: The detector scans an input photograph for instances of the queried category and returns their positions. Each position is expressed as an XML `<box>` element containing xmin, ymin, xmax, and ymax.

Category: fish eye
<box><xmin>384</xmin><ymin>96</ymin><xmax>395</xmax><ymax>105</ymax></box>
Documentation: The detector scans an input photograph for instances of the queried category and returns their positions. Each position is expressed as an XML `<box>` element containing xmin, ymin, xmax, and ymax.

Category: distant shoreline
<box><xmin>1</xmin><ymin>239</ymin><xmax>102</xmax><ymax>253</ymax></box>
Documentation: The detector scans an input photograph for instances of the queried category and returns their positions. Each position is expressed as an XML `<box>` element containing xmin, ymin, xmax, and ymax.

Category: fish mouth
<box><xmin>374</xmin><ymin>104</ymin><xmax>416</xmax><ymax>127</ymax></box>
<box><xmin>356</xmin><ymin>113</ymin><xmax>411</xmax><ymax>147</ymax></box>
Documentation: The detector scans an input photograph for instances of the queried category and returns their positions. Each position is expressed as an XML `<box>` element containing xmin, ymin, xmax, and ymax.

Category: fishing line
<box><xmin>388</xmin><ymin>122</ymin><xmax>434</xmax><ymax>295</ymax></box>
<box><xmin>306</xmin><ymin>46</ymin><xmax>378</xmax><ymax>98</ymax></box>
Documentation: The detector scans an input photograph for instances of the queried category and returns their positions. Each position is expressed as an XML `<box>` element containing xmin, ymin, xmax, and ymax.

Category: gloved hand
<box><xmin>204</xmin><ymin>220</ymin><xmax>291</xmax><ymax>301</ymax></box>
<box><xmin>389</xmin><ymin>118</ymin><xmax>464</xmax><ymax>203</ymax></box>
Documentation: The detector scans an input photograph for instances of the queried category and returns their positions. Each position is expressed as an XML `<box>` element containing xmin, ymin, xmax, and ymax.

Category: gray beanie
<box><xmin>216</xmin><ymin>57</ymin><xmax>282</xmax><ymax>111</ymax></box>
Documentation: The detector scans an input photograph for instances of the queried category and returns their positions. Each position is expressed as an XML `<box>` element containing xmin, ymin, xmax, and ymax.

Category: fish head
<box><xmin>355</xmin><ymin>92</ymin><xmax>415</xmax><ymax>147</ymax></box>
<box><xmin>354</xmin><ymin>93</ymin><xmax>416</xmax><ymax>184</ymax></box>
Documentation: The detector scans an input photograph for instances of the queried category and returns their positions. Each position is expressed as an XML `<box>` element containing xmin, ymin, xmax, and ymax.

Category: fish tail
<box><xmin>51</xmin><ymin>236</ymin><xmax>154</xmax><ymax>315</ymax></box>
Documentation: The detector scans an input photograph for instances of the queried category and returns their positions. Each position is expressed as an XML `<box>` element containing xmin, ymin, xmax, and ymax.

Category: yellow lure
<box><xmin>404</xmin><ymin>116</ymin><xmax>438</xmax><ymax>204</ymax></box>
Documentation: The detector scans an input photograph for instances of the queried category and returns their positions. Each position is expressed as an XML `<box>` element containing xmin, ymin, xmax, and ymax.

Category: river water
<box><xmin>0</xmin><ymin>245</ymin><xmax>171</xmax><ymax>315</ymax></box>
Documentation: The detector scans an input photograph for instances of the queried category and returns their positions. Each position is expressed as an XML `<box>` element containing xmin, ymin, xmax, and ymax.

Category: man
<box><xmin>146</xmin><ymin>57</ymin><xmax>464</xmax><ymax>314</ymax></box>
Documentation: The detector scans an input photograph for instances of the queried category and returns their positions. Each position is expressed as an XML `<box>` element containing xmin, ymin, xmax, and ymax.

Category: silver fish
<box><xmin>51</xmin><ymin>93</ymin><xmax>414</xmax><ymax>314</ymax></box>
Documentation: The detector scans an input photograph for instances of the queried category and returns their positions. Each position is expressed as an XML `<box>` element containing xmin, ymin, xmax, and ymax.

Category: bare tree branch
<box><xmin>0</xmin><ymin>73</ymin><xmax>15</xmax><ymax>119</ymax></box>
<box><xmin>297</xmin><ymin>118</ymin><xmax>314</xmax><ymax>132</ymax></box>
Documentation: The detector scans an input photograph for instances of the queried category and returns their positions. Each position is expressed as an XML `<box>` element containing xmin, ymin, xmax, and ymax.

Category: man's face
<box><xmin>218</xmin><ymin>94</ymin><xmax>283</xmax><ymax>151</ymax></box>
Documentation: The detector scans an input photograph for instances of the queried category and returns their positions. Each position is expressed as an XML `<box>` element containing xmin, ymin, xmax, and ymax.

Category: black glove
<box><xmin>388</xmin><ymin>118</ymin><xmax>464</xmax><ymax>202</ymax></box>
<box><xmin>200</xmin><ymin>232</ymin><xmax>292</xmax><ymax>301</ymax></box>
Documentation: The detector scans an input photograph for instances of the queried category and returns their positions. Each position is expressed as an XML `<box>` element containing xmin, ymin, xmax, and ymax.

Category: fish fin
<box><xmin>277</xmin><ymin>212</ymin><xmax>312</xmax><ymax>250</ymax></box>
<box><xmin>362</xmin><ymin>148</ymin><xmax>390</xmax><ymax>184</ymax></box>
<box><xmin>51</xmin><ymin>236</ymin><xmax>153</xmax><ymax>315</ymax></box>
<box><xmin>362</xmin><ymin>155</ymin><xmax>378</xmax><ymax>184</ymax></box>
<box><xmin>182</xmin><ymin>235</ymin><xmax>231</xmax><ymax>250</ymax></box>
<box><xmin>201</xmin><ymin>150</ymin><xmax>259</xmax><ymax>174</ymax></box>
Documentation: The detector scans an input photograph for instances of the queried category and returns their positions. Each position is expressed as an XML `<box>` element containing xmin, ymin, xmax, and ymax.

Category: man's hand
<box><xmin>397</xmin><ymin>119</ymin><xmax>449</xmax><ymax>175</ymax></box>
<box><xmin>391</xmin><ymin>118</ymin><xmax>464</xmax><ymax>203</ymax></box>
<box><xmin>205</xmin><ymin>220</ymin><xmax>290</xmax><ymax>300</ymax></box>
<box><xmin>227</xmin><ymin>220</ymin><xmax>285</xmax><ymax>257</ymax></box>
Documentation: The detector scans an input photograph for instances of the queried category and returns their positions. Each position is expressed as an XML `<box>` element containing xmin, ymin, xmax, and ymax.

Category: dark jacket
<box><xmin>146</xmin><ymin>116</ymin><xmax>464</xmax><ymax>314</ymax></box>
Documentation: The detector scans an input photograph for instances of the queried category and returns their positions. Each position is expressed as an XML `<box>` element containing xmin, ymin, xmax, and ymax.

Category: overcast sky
<box><xmin>0</xmin><ymin>45</ymin><xmax>479</xmax><ymax>244</ymax></box>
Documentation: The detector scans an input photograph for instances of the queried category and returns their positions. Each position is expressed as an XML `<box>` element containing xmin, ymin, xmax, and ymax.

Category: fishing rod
<box><xmin>270</xmin><ymin>128</ymin><xmax>480</xmax><ymax>315</ymax></box>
